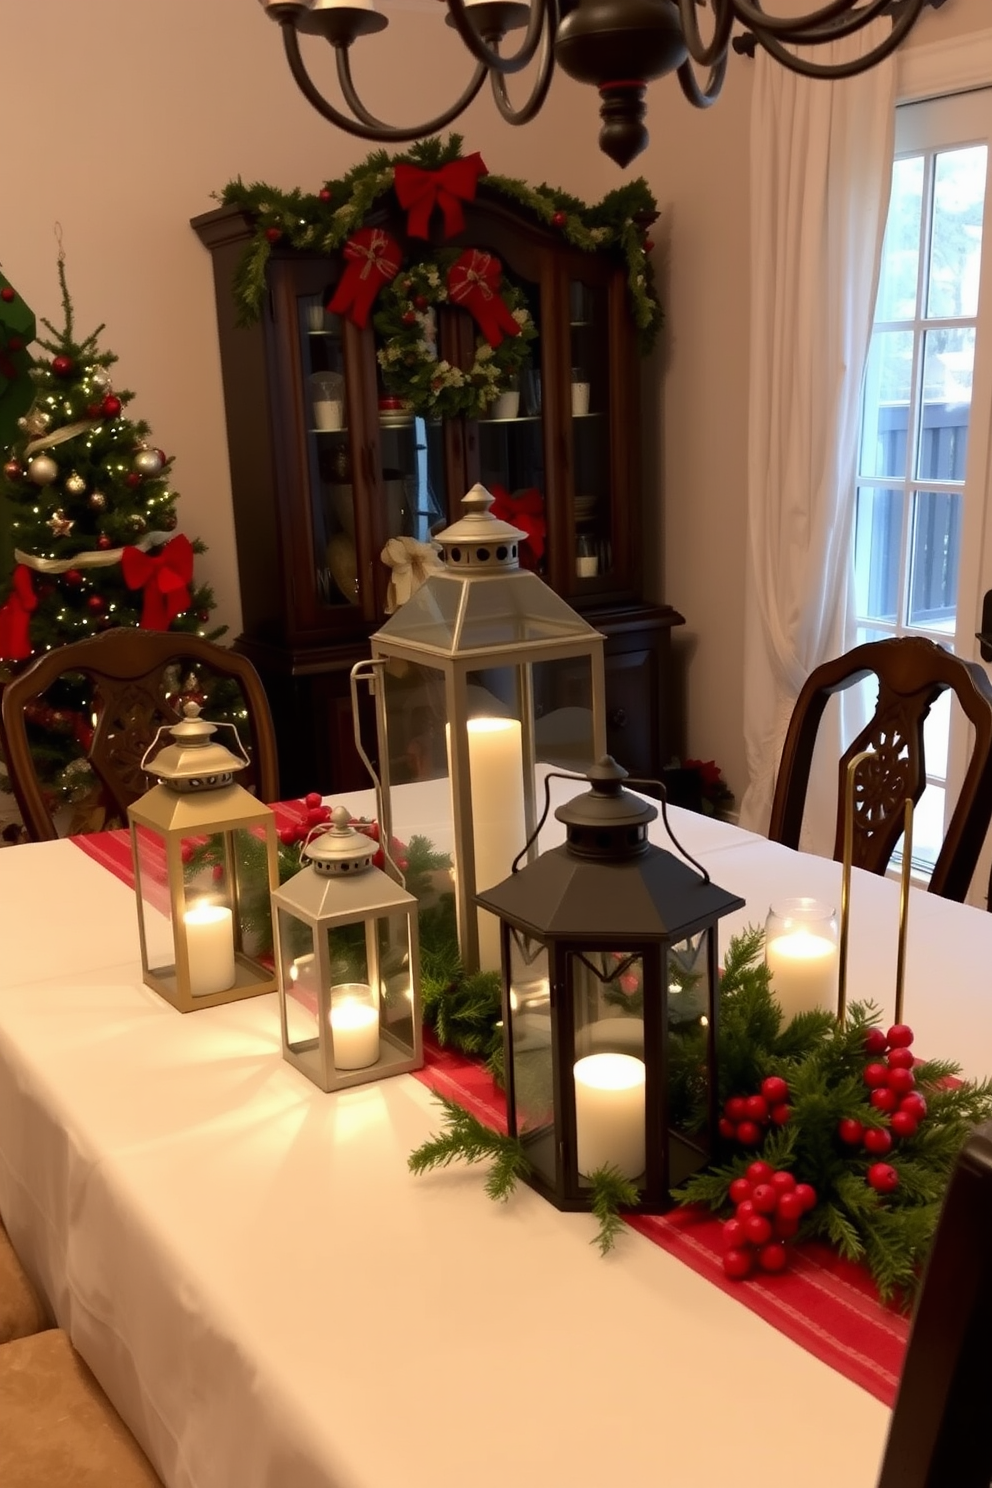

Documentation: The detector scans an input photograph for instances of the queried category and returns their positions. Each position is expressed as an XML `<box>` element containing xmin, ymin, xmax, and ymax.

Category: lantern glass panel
<box><xmin>381</xmin><ymin>568</ymin><xmax>596</xmax><ymax>652</ymax></box>
<box><xmin>507</xmin><ymin>931</ymin><xmax>555</xmax><ymax>1185</ymax></box>
<box><xmin>132</xmin><ymin>821</ymin><xmax>177</xmax><ymax>974</ymax></box>
<box><xmin>570</xmin><ymin>951</ymin><xmax>647</xmax><ymax>1183</ymax></box>
<box><xmin>667</xmin><ymin>929</ymin><xmax>716</xmax><ymax>1187</ymax></box>
<box><xmin>227</xmin><ymin>825</ymin><xmax>278</xmax><ymax>960</ymax></box>
<box><xmin>280</xmin><ymin>911</ymin><xmax>322</xmax><ymax>1066</ymax></box>
<box><xmin>379</xmin><ymin>656</ymin><xmax>451</xmax><ymax>786</ymax></box>
<box><xmin>377</xmin><ymin>913</ymin><xmax>416</xmax><ymax>1054</ymax></box>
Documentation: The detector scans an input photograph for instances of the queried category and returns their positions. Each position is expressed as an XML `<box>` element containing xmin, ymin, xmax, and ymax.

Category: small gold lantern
<box><xmin>127</xmin><ymin>703</ymin><xmax>278</xmax><ymax>1012</ymax></box>
<box><xmin>272</xmin><ymin>807</ymin><xmax>424</xmax><ymax>1092</ymax></box>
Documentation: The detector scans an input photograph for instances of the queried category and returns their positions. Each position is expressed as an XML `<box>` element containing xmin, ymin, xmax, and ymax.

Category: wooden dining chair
<box><xmin>768</xmin><ymin>636</ymin><xmax>992</xmax><ymax>903</ymax></box>
<box><xmin>876</xmin><ymin>1119</ymin><xmax>992</xmax><ymax>1488</ymax></box>
<box><xmin>0</xmin><ymin>629</ymin><xmax>280</xmax><ymax>841</ymax></box>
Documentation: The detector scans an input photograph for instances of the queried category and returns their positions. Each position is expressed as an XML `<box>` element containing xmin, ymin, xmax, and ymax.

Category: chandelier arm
<box><xmin>751</xmin><ymin>0</ymin><xmax>925</xmax><ymax>78</ymax></box>
<box><xmin>445</xmin><ymin>0</ymin><xmax>552</xmax><ymax>77</ymax></box>
<box><xmin>282</xmin><ymin>24</ymin><xmax>487</xmax><ymax>141</ymax></box>
<box><xmin>675</xmin><ymin>49</ymin><xmax>729</xmax><ymax>109</ymax></box>
<box><xmin>488</xmin><ymin>13</ymin><xmax>557</xmax><ymax>123</ymax></box>
<box><xmin>335</xmin><ymin>44</ymin><xmax>489</xmax><ymax>132</ymax></box>
<box><xmin>731</xmin><ymin>0</ymin><xmax>904</xmax><ymax>37</ymax></box>
<box><xmin>755</xmin><ymin>0</ymin><xmax>905</xmax><ymax>45</ymax></box>
<box><xmin>676</xmin><ymin>0</ymin><xmax>736</xmax><ymax>70</ymax></box>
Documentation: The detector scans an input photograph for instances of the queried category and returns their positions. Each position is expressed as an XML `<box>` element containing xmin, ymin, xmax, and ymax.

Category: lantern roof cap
<box><xmin>555</xmin><ymin>756</ymin><xmax>658</xmax><ymax>840</ymax></box>
<box><xmin>433</xmin><ymin>483</ymin><xmax>526</xmax><ymax>566</ymax></box>
<box><xmin>301</xmin><ymin>805</ymin><xmax>377</xmax><ymax>876</ymax></box>
<box><xmin>142</xmin><ymin>702</ymin><xmax>249</xmax><ymax>790</ymax></box>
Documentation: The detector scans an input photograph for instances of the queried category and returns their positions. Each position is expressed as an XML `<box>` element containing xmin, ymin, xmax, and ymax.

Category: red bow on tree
<box><xmin>393</xmin><ymin>153</ymin><xmax>488</xmax><ymax>240</ymax></box>
<box><xmin>0</xmin><ymin>564</ymin><xmax>37</xmax><ymax>660</ymax></box>
<box><xmin>447</xmin><ymin>250</ymin><xmax>521</xmax><ymax>349</ymax></box>
<box><xmin>327</xmin><ymin>228</ymin><xmax>402</xmax><ymax>330</ymax></box>
<box><xmin>489</xmin><ymin>484</ymin><xmax>546</xmax><ymax>570</ymax></box>
<box><xmin>121</xmin><ymin>533</ymin><xmax>194</xmax><ymax>630</ymax></box>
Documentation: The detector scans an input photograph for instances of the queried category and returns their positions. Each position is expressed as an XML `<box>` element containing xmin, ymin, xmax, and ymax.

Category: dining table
<box><xmin>1</xmin><ymin>776</ymin><xmax>989</xmax><ymax>1488</ymax></box>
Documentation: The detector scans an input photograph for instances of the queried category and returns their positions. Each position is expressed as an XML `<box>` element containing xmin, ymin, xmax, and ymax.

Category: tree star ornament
<box><xmin>47</xmin><ymin>509</ymin><xmax>75</xmax><ymax>537</ymax></box>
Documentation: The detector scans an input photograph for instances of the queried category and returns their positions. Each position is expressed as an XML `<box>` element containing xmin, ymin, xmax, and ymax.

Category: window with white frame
<box><xmin>854</xmin><ymin>89</ymin><xmax>990</xmax><ymax>877</ymax></box>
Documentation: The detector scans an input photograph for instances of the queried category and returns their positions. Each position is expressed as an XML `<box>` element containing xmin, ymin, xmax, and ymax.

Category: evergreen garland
<box><xmin>217</xmin><ymin>134</ymin><xmax>662</xmax><ymax>350</ymax></box>
<box><xmin>407</xmin><ymin>1092</ymin><xmax>531</xmax><ymax>1203</ymax></box>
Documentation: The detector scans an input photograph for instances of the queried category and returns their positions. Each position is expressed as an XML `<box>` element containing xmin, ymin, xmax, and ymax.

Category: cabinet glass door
<box><xmin>475</xmin><ymin>305</ymin><xmax>546</xmax><ymax>575</ymax></box>
<box><xmin>299</xmin><ymin>291</ymin><xmax>358</xmax><ymax>612</ymax></box>
<box><xmin>569</xmin><ymin>278</ymin><xmax>613</xmax><ymax>585</ymax></box>
<box><xmin>377</xmin><ymin>410</ymin><xmax>446</xmax><ymax>548</ymax></box>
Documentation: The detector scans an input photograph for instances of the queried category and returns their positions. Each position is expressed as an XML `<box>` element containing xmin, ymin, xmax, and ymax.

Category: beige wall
<box><xmin>2</xmin><ymin>0</ymin><xmax>988</xmax><ymax>805</ymax></box>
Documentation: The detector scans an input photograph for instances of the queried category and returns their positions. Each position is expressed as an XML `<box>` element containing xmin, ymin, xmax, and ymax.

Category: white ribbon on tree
<box><xmin>14</xmin><ymin>531</ymin><xmax>176</xmax><ymax>575</ymax></box>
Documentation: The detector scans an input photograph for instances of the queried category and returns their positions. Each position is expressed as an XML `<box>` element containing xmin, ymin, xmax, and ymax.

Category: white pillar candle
<box><xmin>330</xmin><ymin>986</ymin><xmax>380</xmax><ymax>1070</ymax></box>
<box><xmin>184</xmin><ymin>903</ymin><xmax>236</xmax><ymax>998</ymax></box>
<box><xmin>573</xmin><ymin>1052</ymin><xmax>646</xmax><ymax>1179</ymax></box>
<box><xmin>765</xmin><ymin>930</ymin><xmax>838</xmax><ymax>1019</ymax></box>
<box><xmin>466</xmin><ymin>716</ymin><xmax>526</xmax><ymax>972</ymax></box>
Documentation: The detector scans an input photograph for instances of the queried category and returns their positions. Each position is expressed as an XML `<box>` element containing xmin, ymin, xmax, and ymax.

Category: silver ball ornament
<box><xmin>65</xmin><ymin>472</ymin><xmax>87</xmax><ymax>497</ymax></box>
<box><xmin>133</xmin><ymin>448</ymin><xmax>163</xmax><ymax>477</ymax></box>
<box><xmin>27</xmin><ymin>454</ymin><xmax>58</xmax><ymax>486</ymax></box>
<box><xmin>89</xmin><ymin>367</ymin><xmax>111</xmax><ymax>391</ymax></box>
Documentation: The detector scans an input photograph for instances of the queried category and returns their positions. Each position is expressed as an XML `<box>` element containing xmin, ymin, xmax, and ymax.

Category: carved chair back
<box><xmin>768</xmin><ymin>636</ymin><xmax>992</xmax><ymax>902</ymax></box>
<box><xmin>0</xmin><ymin>630</ymin><xmax>279</xmax><ymax>842</ymax></box>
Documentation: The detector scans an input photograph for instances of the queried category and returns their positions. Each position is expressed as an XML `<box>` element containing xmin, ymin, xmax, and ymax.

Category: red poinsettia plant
<box><xmin>489</xmin><ymin>483</ymin><xmax>546</xmax><ymax>570</ymax></box>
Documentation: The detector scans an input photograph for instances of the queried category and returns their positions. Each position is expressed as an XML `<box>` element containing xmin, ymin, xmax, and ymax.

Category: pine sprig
<box><xmin>588</xmin><ymin>1166</ymin><xmax>640</xmax><ymax>1255</ymax></box>
<box><xmin>408</xmin><ymin>1093</ymin><xmax>530</xmax><ymax>1202</ymax></box>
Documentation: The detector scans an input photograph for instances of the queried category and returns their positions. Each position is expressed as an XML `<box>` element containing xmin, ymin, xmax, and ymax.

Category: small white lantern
<box><xmin>128</xmin><ymin>704</ymin><xmax>279</xmax><ymax>1012</ymax></box>
<box><xmin>272</xmin><ymin>806</ymin><xmax>424</xmax><ymax>1091</ymax></box>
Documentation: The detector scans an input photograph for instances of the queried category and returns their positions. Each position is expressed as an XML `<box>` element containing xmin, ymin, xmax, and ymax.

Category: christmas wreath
<box><xmin>373</xmin><ymin>251</ymin><xmax>537</xmax><ymax>420</ymax></box>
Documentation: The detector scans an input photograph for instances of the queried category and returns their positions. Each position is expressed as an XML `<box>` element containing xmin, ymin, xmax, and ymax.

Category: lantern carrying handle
<box><xmin>139</xmin><ymin>714</ymin><xmax>251</xmax><ymax>775</ymax></box>
<box><xmin>511</xmin><ymin>769</ymin><xmax>711</xmax><ymax>884</ymax></box>
<box><xmin>348</xmin><ymin>659</ymin><xmax>404</xmax><ymax>886</ymax></box>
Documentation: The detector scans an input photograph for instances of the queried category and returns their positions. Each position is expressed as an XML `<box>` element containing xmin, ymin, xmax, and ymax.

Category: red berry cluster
<box><xmin>836</xmin><ymin>1024</ymin><xmax>925</xmax><ymax>1195</ymax></box>
<box><xmin>278</xmin><ymin>795</ymin><xmax>410</xmax><ymax>874</ymax></box>
<box><xmin>722</xmin><ymin>1161</ymin><xmax>817</xmax><ymax>1279</ymax></box>
<box><xmin>719</xmin><ymin>1075</ymin><xmax>792</xmax><ymax>1146</ymax></box>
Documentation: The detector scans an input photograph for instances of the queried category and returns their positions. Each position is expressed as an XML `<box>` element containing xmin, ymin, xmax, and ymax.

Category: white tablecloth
<box><xmin>1</xmin><ymin>793</ymin><xmax>988</xmax><ymax>1488</ymax></box>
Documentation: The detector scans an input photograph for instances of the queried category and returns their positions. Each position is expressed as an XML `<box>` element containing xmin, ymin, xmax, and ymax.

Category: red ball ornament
<box><xmin>51</xmin><ymin>354</ymin><xmax>75</xmax><ymax>377</ymax></box>
<box><xmin>744</xmin><ymin>1214</ymin><xmax>773</xmax><ymax>1247</ymax></box>
<box><xmin>735</xmin><ymin>1120</ymin><xmax>762</xmax><ymax>1146</ymax></box>
<box><xmin>725</xmin><ymin>1096</ymin><xmax>748</xmax><ymax>1123</ymax></box>
<box><xmin>265</xmin><ymin>226</ymin><xmax>282</xmax><ymax>243</ymax></box>
<box><xmin>869</xmin><ymin>1086</ymin><xmax>898</xmax><ymax>1113</ymax></box>
<box><xmin>886</xmin><ymin>1024</ymin><xmax>914</xmax><ymax>1049</ymax></box>
<box><xmin>864</xmin><ymin>1028</ymin><xmax>888</xmax><ymax>1057</ymax></box>
<box><xmin>101</xmin><ymin>395</ymin><xmax>122</xmax><ymax>417</ymax></box>
<box><xmin>552</xmin><ymin>210</ymin><xmax>567</xmax><ymax>227</ymax></box>
<box><xmin>758</xmin><ymin>1242</ymin><xmax>788</xmax><ymax>1273</ymax></box>
<box><xmin>863</xmin><ymin>1062</ymin><xmax>890</xmax><ymax>1088</ymax></box>
<box><xmin>3</xmin><ymin>459</ymin><xmax>22</xmax><ymax>480</ymax></box>
<box><xmin>761</xmin><ymin>1076</ymin><xmax>789</xmax><ymax>1106</ymax></box>
<box><xmin>867</xmin><ymin>1162</ymin><xmax>900</xmax><ymax>1194</ymax></box>
<box><xmin>728</xmin><ymin>1177</ymin><xmax>752</xmax><ymax>1206</ymax></box>
<box><xmin>863</xmin><ymin>1126</ymin><xmax>893</xmax><ymax>1155</ymax></box>
<box><xmin>126</xmin><ymin>472</ymin><xmax>142</xmax><ymax>488</ymax></box>
<box><xmin>86</xmin><ymin>402</ymin><xmax>103</xmax><ymax>418</ymax></box>
<box><xmin>318</xmin><ymin>188</ymin><xmax>332</xmax><ymax>203</ymax></box>
<box><xmin>63</xmin><ymin>569</ymin><xmax>82</xmax><ymax>587</ymax></box>
<box><xmin>838</xmin><ymin>1117</ymin><xmax>864</xmax><ymax>1145</ymax></box>
<box><xmin>723</xmin><ymin>1247</ymin><xmax>753</xmax><ymax>1280</ymax></box>
<box><xmin>86</xmin><ymin>595</ymin><xmax>106</xmax><ymax>613</ymax></box>
<box><xmin>414</xmin><ymin>295</ymin><xmax>429</xmax><ymax>310</ymax></box>
<box><xmin>890</xmin><ymin>1110</ymin><xmax>919</xmax><ymax>1140</ymax></box>
<box><xmin>401</xmin><ymin>310</ymin><xmax>418</xmax><ymax>325</ymax></box>
<box><xmin>97</xmin><ymin>534</ymin><xmax>112</xmax><ymax>550</ymax></box>
<box><xmin>886</xmin><ymin>1047</ymin><xmax>915</xmax><ymax>1070</ymax></box>
<box><xmin>745</xmin><ymin>1161</ymin><xmax>774</xmax><ymax>1186</ymax></box>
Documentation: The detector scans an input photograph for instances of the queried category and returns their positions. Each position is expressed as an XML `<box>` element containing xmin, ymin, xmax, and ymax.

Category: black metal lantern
<box><xmin>476</xmin><ymin>758</ymin><xmax>743</xmax><ymax>1213</ymax></box>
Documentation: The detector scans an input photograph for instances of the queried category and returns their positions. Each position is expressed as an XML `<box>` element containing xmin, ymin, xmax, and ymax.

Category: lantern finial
<box><xmin>555</xmin><ymin>755</ymin><xmax>658</xmax><ymax>861</ymax></box>
<box><xmin>433</xmin><ymin>483</ymin><xmax>527</xmax><ymax>574</ymax></box>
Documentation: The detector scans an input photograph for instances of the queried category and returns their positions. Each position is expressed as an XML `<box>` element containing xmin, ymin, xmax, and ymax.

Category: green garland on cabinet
<box><xmin>217</xmin><ymin>134</ymin><xmax>662</xmax><ymax>351</ymax></box>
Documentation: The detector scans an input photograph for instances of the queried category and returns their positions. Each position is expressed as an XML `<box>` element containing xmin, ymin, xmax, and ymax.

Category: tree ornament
<box><xmin>89</xmin><ymin>367</ymin><xmax>111</xmax><ymax>390</ymax></box>
<box><xmin>89</xmin><ymin>491</ymin><xmax>107</xmax><ymax>510</ymax></box>
<box><xmin>318</xmin><ymin>188</ymin><xmax>332</xmax><ymax>202</ymax></box>
<box><xmin>46</xmin><ymin>509</ymin><xmax>75</xmax><ymax>537</ymax></box>
<box><xmin>3</xmin><ymin>458</ymin><xmax>23</xmax><ymax>480</ymax></box>
<box><xmin>65</xmin><ymin>472</ymin><xmax>87</xmax><ymax>497</ymax></box>
<box><xmin>552</xmin><ymin>210</ymin><xmax>567</xmax><ymax>227</ymax></box>
<box><xmin>867</xmin><ymin>1162</ymin><xmax>899</xmax><ymax>1194</ymax></box>
<box><xmin>22</xmin><ymin>409</ymin><xmax>51</xmax><ymax>437</ymax></box>
<box><xmin>63</xmin><ymin>569</ymin><xmax>83</xmax><ymax>587</ymax></box>
<box><xmin>265</xmin><ymin>226</ymin><xmax>282</xmax><ymax>243</ymax></box>
<box><xmin>51</xmin><ymin>354</ymin><xmax>75</xmax><ymax>377</ymax></box>
<box><xmin>128</xmin><ymin>514</ymin><xmax>147</xmax><ymax>532</ymax></box>
<box><xmin>86</xmin><ymin>402</ymin><xmax>103</xmax><ymax>418</ymax></box>
<box><xmin>133</xmin><ymin>448</ymin><xmax>163</xmax><ymax>477</ymax></box>
<box><xmin>27</xmin><ymin>454</ymin><xmax>58</xmax><ymax>486</ymax></box>
<box><xmin>101</xmin><ymin>394</ymin><xmax>122</xmax><ymax>417</ymax></box>
<box><xmin>126</xmin><ymin>472</ymin><xmax>143</xmax><ymax>488</ymax></box>
<box><xmin>97</xmin><ymin>533</ymin><xmax>113</xmax><ymax>549</ymax></box>
<box><xmin>86</xmin><ymin>595</ymin><xmax>106</xmax><ymax>614</ymax></box>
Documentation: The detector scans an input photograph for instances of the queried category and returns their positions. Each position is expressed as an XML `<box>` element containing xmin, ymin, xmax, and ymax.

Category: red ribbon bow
<box><xmin>0</xmin><ymin>564</ymin><xmax>37</xmax><ymax>660</ymax></box>
<box><xmin>446</xmin><ymin>250</ymin><xmax>522</xmax><ymax>349</ymax></box>
<box><xmin>121</xmin><ymin>533</ymin><xmax>194</xmax><ymax>630</ymax></box>
<box><xmin>393</xmin><ymin>154</ymin><xmax>488</xmax><ymax>240</ymax></box>
<box><xmin>327</xmin><ymin>228</ymin><xmax>402</xmax><ymax>330</ymax></box>
<box><xmin>489</xmin><ymin>484</ymin><xmax>546</xmax><ymax>570</ymax></box>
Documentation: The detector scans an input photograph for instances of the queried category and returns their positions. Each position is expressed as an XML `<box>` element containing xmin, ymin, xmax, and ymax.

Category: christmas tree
<box><xmin>0</xmin><ymin>266</ymin><xmax>37</xmax><ymax>583</ymax></box>
<box><xmin>0</xmin><ymin>255</ymin><xmax>222</xmax><ymax>827</ymax></box>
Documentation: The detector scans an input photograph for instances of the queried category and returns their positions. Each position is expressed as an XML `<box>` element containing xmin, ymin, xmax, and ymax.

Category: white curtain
<box><xmin>738</xmin><ymin>21</ymin><xmax>896</xmax><ymax>854</ymax></box>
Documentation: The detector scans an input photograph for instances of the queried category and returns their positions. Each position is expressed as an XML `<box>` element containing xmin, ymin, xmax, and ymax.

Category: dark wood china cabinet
<box><xmin>192</xmin><ymin>187</ymin><xmax>683</xmax><ymax>796</ymax></box>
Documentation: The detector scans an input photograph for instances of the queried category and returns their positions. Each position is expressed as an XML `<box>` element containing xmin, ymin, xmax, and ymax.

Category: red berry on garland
<box><xmin>735</xmin><ymin>1121</ymin><xmax>763</xmax><ymax>1146</ymax></box>
<box><xmin>725</xmin><ymin>1096</ymin><xmax>748</xmax><ymax>1123</ymax></box>
<box><xmin>776</xmin><ymin>1191</ymin><xmax>805</xmax><ymax>1224</ymax></box>
<box><xmin>265</xmin><ymin>226</ymin><xmax>282</xmax><ymax>243</ymax></box>
<box><xmin>279</xmin><ymin>827</ymin><xmax>298</xmax><ymax>846</ymax></box>
<box><xmin>770</xmin><ymin>1103</ymin><xmax>792</xmax><ymax>1125</ymax></box>
<box><xmin>887</xmin><ymin>1066</ymin><xmax>915</xmax><ymax>1094</ymax></box>
<box><xmin>0</xmin><ymin>287</ymin><xmax>14</xmax><ymax>302</ymax></box>
<box><xmin>181</xmin><ymin>843</ymin><xmax>195</xmax><ymax>865</ymax></box>
<box><xmin>746</xmin><ymin>1161</ymin><xmax>774</xmax><ymax>1186</ymax></box>
<box><xmin>744</xmin><ymin>1214</ymin><xmax>773</xmax><ymax>1247</ymax></box>
<box><xmin>552</xmin><ymin>210</ymin><xmax>567</xmax><ymax>227</ymax></box>
<box><xmin>304</xmin><ymin>792</ymin><xmax>323</xmax><ymax>809</ymax></box>
<box><xmin>318</xmin><ymin>188</ymin><xmax>332</xmax><ymax>203</ymax></box>
<box><xmin>794</xmin><ymin>1183</ymin><xmax>817</xmax><ymax>1212</ymax></box>
<box><xmin>402</xmin><ymin>310</ymin><xmax>418</xmax><ymax>325</ymax></box>
<box><xmin>863</xmin><ymin>1126</ymin><xmax>893</xmax><ymax>1155</ymax></box>
<box><xmin>899</xmin><ymin>1092</ymin><xmax>927</xmax><ymax>1121</ymax></box>
<box><xmin>774</xmin><ymin>1212</ymin><xmax>800</xmax><ymax>1240</ymax></box>
<box><xmin>102</xmin><ymin>395</ymin><xmax>122</xmax><ymax>417</ymax></box>
<box><xmin>758</xmin><ymin>1241</ymin><xmax>788</xmax><ymax>1273</ymax></box>
<box><xmin>414</xmin><ymin>295</ymin><xmax>429</xmax><ymax>310</ymax></box>
<box><xmin>728</xmin><ymin>1177</ymin><xmax>752</xmax><ymax>1206</ymax></box>
<box><xmin>723</xmin><ymin>1247</ymin><xmax>754</xmax><ymax>1279</ymax></box>
<box><xmin>864</xmin><ymin>1028</ymin><xmax>888</xmax><ymax>1056</ymax></box>
<box><xmin>51</xmin><ymin>354</ymin><xmax>75</xmax><ymax>376</ymax></box>
<box><xmin>751</xmin><ymin>1184</ymin><xmax>778</xmax><ymax>1215</ymax></box>
<box><xmin>718</xmin><ymin>1118</ymin><xmax>737</xmax><ymax>1140</ymax></box>
<box><xmin>761</xmin><ymin>1075</ymin><xmax>789</xmax><ymax>1106</ymax></box>
<box><xmin>867</xmin><ymin>1162</ymin><xmax>899</xmax><ymax>1194</ymax></box>
<box><xmin>870</xmin><ymin>1086</ymin><xmax>898</xmax><ymax>1113</ymax></box>
<box><xmin>721</xmin><ymin>1217</ymin><xmax>748</xmax><ymax>1250</ymax></box>
<box><xmin>890</xmin><ymin>1110</ymin><xmax>919</xmax><ymax>1140</ymax></box>
<box><xmin>744</xmin><ymin>1094</ymin><xmax>769</xmax><ymax>1123</ymax></box>
<box><xmin>735</xmin><ymin>1199</ymin><xmax>755</xmax><ymax>1222</ymax></box>
<box><xmin>838</xmin><ymin>1117</ymin><xmax>864</xmax><ymax>1145</ymax></box>
<box><xmin>886</xmin><ymin>1024</ymin><xmax>914</xmax><ymax>1049</ymax></box>
<box><xmin>863</xmin><ymin>1062</ymin><xmax>889</xmax><ymax>1088</ymax></box>
<box><xmin>211</xmin><ymin>864</ymin><xmax>225</xmax><ymax>883</ymax></box>
<box><xmin>770</xmin><ymin>1170</ymin><xmax>796</xmax><ymax>1194</ymax></box>
<box><xmin>886</xmin><ymin>1047</ymin><xmax>915</xmax><ymax>1070</ymax></box>
<box><xmin>86</xmin><ymin>595</ymin><xmax>106</xmax><ymax>613</ymax></box>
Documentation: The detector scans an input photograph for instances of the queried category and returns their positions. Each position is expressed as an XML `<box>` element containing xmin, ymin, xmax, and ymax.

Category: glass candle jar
<box><xmin>765</xmin><ymin>898</ymin><xmax>839</xmax><ymax>1022</ymax></box>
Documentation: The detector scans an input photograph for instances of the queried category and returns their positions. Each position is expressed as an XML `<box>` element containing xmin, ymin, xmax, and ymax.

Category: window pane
<box><xmin>908</xmin><ymin>489</ymin><xmax>962</xmax><ymax>630</ymax></box>
<box><xmin>927</xmin><ymin>145</ymin><xmax>987</xmax><ymax>320</ymax></box>
<box><xmin>859</xmin><ymin>330</ymin><xmax>914</xmax><ymax>477</ymax></box>
<box><xmin>876</xmin><ymin>155</ymin><xmax>924</xmax><ymax>322</ymax></box>
<box><xmin>854</xmin><ymin>487</ymin><xmax>902</xmax><ymax>622</ymax></box>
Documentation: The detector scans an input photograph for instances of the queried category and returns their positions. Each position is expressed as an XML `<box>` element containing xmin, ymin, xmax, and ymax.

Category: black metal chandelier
<box><xmin>260</xmin><ymin>0</ymin><xmax>931</xmax><ymax>168</ymax></box>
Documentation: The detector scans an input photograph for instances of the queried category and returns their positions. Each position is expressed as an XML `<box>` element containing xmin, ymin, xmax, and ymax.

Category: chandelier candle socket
<box><xmin>764</xmin><ymin>899</ymin><xmax>839</xmax><ymax>1022</ymax></box>
<box><xmin>127</xmin><ymin>704</ymin><xmax>278</xmax><ymax>1013</ymax></box>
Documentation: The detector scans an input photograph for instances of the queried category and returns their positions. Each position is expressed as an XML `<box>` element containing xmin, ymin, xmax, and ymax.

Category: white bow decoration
<box><xmin>381</xmin><ymin>535</ymin><xmax>444</xmax><ymax>613</ymax></box>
